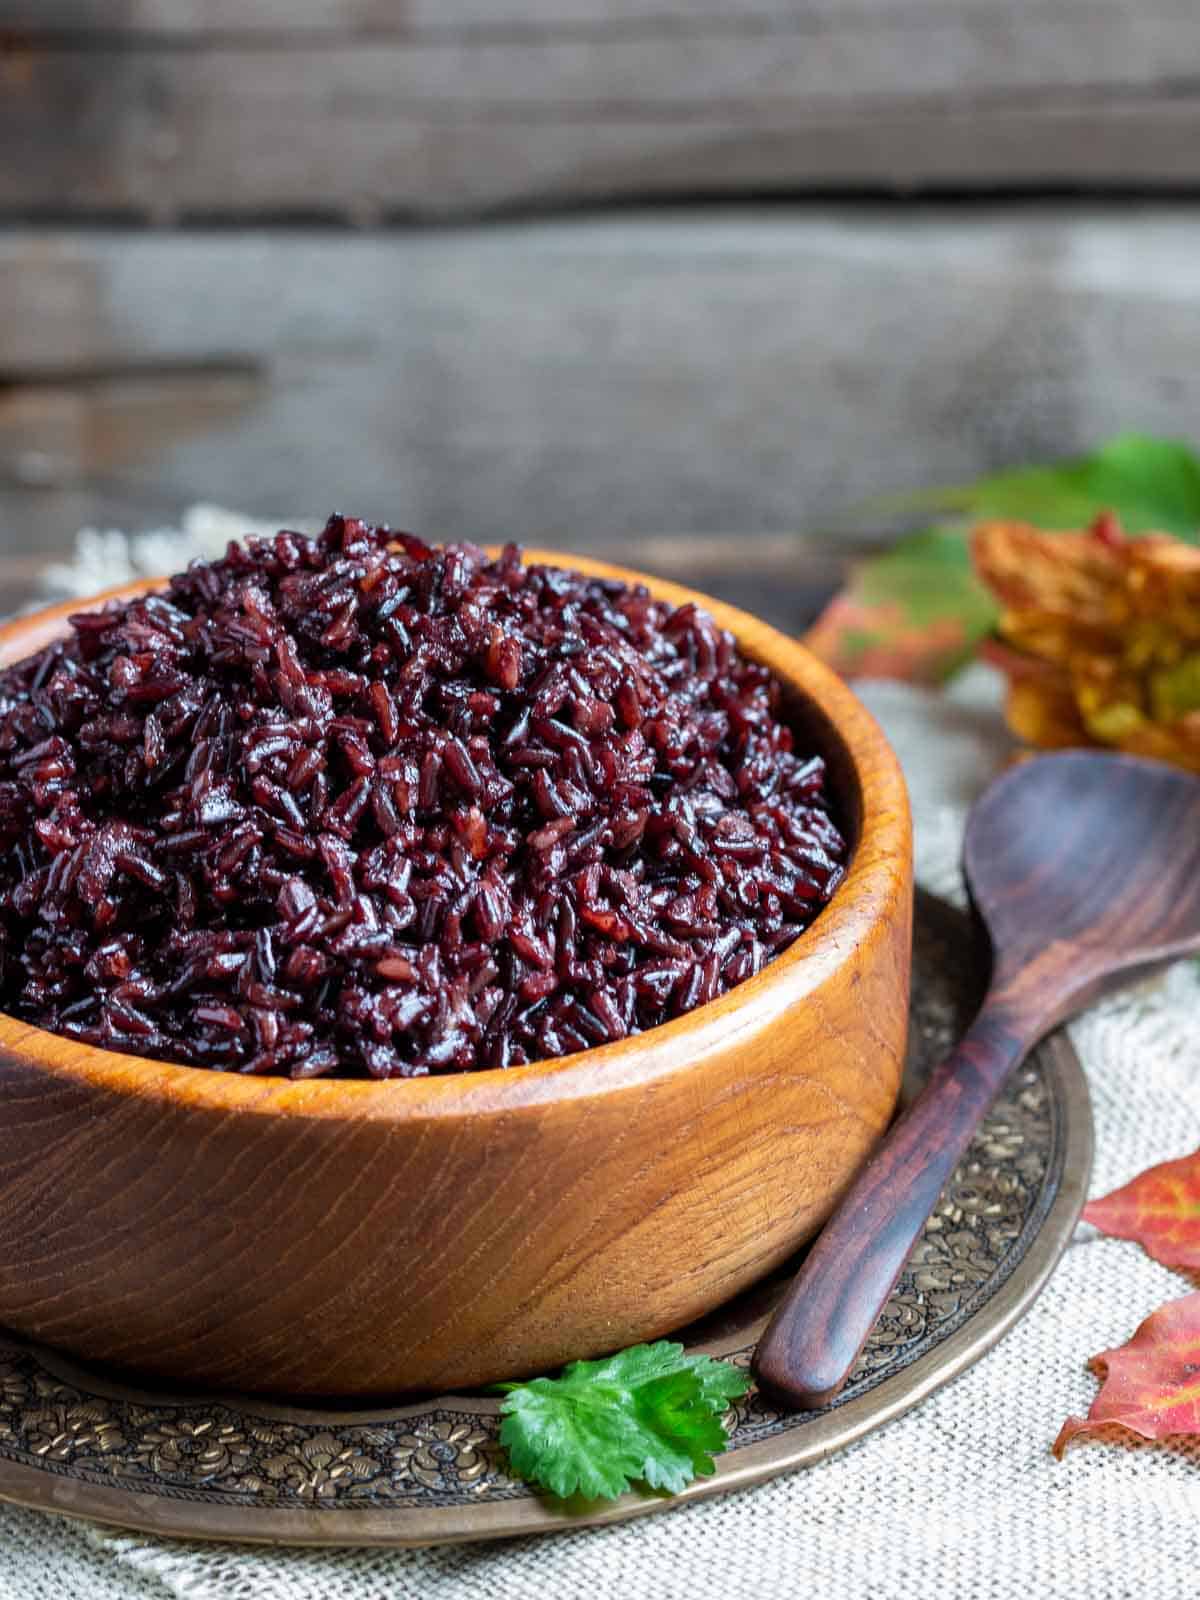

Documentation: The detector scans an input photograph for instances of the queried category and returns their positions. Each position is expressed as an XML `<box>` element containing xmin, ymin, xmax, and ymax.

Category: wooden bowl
<box><xmin>0</xmin><ymin>554</ymin><xmax>912</xmax><ymax>1396</ymax></box>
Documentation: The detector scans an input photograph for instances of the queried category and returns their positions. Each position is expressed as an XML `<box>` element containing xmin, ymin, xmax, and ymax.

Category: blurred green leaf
<box><xmin>877</xmin><ymin>434</ymin><xmax>1200</xmax><ymax>540</ymax></box>
<box><xmin>806</xmin><ymin>434</ymin><xmax>1200</xmax><ymax>684</ymax></box>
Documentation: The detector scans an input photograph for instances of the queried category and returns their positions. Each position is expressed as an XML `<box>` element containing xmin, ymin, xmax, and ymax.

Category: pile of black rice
<box><xmin>0</xmin><ymin>519</ymin><xmax>847</xmax><ymax>1077</ymax></box>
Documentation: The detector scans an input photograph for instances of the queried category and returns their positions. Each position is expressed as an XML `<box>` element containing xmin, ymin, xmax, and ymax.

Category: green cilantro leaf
<box><xmin>495</xmin><ymin>1341</ymin><xmax>750</xmax><ymax>1501</ymax></box>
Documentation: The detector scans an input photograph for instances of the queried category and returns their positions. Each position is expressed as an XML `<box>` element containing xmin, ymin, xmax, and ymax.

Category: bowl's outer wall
<box><xmin>0</xmin><ymin>555</ymin><xmax>913</xmax><ymax>1394</ymax></box>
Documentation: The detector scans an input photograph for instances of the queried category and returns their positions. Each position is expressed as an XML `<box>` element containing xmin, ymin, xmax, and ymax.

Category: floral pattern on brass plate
<box><xmin>0</xmin><ymin>895</ymin><xmax>1064</xmax><ymax>1510</ymax></box>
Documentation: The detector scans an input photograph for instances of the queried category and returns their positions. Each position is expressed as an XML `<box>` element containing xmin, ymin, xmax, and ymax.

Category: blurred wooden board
<box><xmin>5</xmin><ymin>205</ymin><xmax>1200</xmax><ymax>616</ymax></box>
<box><xmin>4</xmin><ymin>3</ymin><xmax>1200</xmax><ymax>218</ymax></box>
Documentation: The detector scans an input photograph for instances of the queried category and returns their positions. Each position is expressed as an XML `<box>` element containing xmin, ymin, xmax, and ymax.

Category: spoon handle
<box><xmin>753</xmin><ymin>1004</ymin><xmax>1027</xmax><ymax>1409</ymax></box>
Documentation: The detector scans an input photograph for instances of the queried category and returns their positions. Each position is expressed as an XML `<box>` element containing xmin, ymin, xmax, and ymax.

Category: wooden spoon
<box><xmin>753</xmin><ymin>749</ymin><xmax>1200</xmax><ymax>1409</ymax></box>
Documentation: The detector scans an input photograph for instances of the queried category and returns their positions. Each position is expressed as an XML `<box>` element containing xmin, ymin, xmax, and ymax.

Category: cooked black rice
<box><xmin>0</xmin><ymin>519</ymin><xmax>846</xmax><ymax>1077</ymax></box>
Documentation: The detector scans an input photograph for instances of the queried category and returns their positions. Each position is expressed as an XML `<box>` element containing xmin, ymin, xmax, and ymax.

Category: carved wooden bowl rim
<box><xmin>0</xmin><ymin>549</ymin><xmax>911</xmax><ymax>1119</ymax></box>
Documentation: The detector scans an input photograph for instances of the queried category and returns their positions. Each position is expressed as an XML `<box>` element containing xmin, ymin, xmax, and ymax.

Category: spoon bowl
<box><xmin>966</xmin><ymin>750</ymin><xmax>1200</xmax><ymax>1030</ymax></box>
<box><xmin>755</xmin><ymin>749</ymin><xmax>1200</xmax><ymax>1409</ymax></box>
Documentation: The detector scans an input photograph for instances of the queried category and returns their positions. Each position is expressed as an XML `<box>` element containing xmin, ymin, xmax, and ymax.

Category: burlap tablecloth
<box><xmin>1</xmin><ymin>515</ymin><xmax>1198</xmax><ymax>1598</ymax></box>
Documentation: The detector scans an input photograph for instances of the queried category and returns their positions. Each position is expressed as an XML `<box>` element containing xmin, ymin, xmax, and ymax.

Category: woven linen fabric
<box><xmin>1</xmin><ymin>518</ymin><xmax>1199</xmax><ymax>1598</ymax></box>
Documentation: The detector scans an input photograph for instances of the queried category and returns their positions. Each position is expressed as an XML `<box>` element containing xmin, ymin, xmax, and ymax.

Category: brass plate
<box><xmin>0</xmin><ymin>891</ymin><xmax>1091</xmax><ymax>1546</ymax></box>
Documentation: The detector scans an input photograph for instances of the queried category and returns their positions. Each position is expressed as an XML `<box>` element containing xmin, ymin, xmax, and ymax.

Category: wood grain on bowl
<box><xmin>0</xmin><ymin>553</ymin><xmax>912</xmax><ymax>1397</ymax></box>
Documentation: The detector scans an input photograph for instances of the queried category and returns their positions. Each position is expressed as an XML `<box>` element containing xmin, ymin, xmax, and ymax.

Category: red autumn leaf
<box><xmin>1054</xmin><ymin>1292</ymin><xmax>1200</xmax><ymax>1457</ymax></box>
<box><xmin>1083</xmin><ymin>1149</ymin><xmax>1200</xmax><ymax>1272</ymax></box>
<box><xmin>801</xmin><ymin>527</ymin><xmax>996</xmax><ymax>686</ymax></box>
<box><xmin>802</xmin><ymin>593</ymin><xmax>974</xmax><ymax>685</ymax></box>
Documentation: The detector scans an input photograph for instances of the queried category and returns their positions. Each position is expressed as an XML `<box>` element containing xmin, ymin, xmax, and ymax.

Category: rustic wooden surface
<box><xmin>4</xmin><ymin>3</ymin><xmax>1200</xmax><ymax>217</ymax></box>
<box><xmin>757</xmin><ymin>748</ymin><xmax>1200</xmax><ymax>1408</ymax></box>
<box><xmin>5</xmin><ymin>205</ymin><xmax>1200</xmax><ymax>623</ymax></box>
<box><xmin>0</xmin><ymin>558</ymin><xmax>913</xmax><ymax>1396</ymax></box>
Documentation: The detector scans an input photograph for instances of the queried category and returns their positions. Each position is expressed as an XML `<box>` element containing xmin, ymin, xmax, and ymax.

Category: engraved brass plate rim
<box><xmin>0</xmin><ymin>893</ymin><xmax>1092</xmax><ymax>1547</ymax></box>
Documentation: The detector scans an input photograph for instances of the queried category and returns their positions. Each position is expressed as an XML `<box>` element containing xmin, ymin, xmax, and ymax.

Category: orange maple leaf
<box><xmin>1054</xmin><ymin>1292</ymin><xmax>1200</xmax><ymax>1457</ymax></box>
<box><xmin>972</xmin><ymin>515</ymin><xmax>1200</xmax><ymax>771</ymax></box>
<box><xmin>1083</xmin><ymin>1150</ymin><xmax>1200</xmax><ymax>1272</ymax></box>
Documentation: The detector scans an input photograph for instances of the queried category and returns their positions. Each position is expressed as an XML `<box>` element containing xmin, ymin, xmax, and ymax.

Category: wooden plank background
<box><xmin>4</xmin><ymin>2</ymin><xmax>1199</xmax><ymax>622</ymax></box>
<box><xmin>3</xmin><ymin>205</ymin><xmax>1200</xmax><ymax>619</ymax></box>
<box><xmin>4</xmin><ymin>3</ymin><xmax>1200</xmax><ymax>220</ymax></box>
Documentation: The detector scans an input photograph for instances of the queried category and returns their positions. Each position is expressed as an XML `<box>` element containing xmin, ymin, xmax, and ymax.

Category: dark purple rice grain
<box><xmin>0</xmin><ymin>518</ymin><xmax>847</xmax><ymax>1079</ymax></box>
